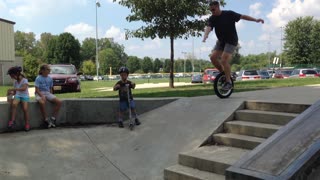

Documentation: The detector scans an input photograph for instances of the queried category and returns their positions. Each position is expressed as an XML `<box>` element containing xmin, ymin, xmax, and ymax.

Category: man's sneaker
<box><xmin>135</xmin><ymin>118</ymin><xmax>141</xmax><ymax>126</ymax></box>
<box><xmin>118</xmin><ymin>121</ymin><xmax>124</xmax><ymax>128</ymax></box>
<box><xmin>50</xmin><ymin>117</ymin><xmax>56</xmax><ymax>128</ymax></box>
<box><xmin>222</xmin><ymin>82</ymin><xmax>233</xmax><ymax>91</ymax></box>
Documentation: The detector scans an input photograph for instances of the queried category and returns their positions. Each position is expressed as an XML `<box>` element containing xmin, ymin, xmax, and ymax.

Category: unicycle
<box><xmin>213</xmin><ymin>72</ymin><xmax>234</xmax><ymax>98</ymax></box>
<box><xmin>126</xmin><ymin>84</ymin><xmax>134</xmax><ymax>130</ymax></box>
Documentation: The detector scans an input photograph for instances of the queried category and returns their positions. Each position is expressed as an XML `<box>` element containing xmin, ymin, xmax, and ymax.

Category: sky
<box><xmin>1</xmin><ymin>0</ymin><xmax>320</xmax><ymax>61</ymax></box>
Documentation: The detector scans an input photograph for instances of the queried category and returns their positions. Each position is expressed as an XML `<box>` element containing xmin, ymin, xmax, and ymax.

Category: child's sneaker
<box><xmin>118</xmin><ymin>121</ymin><xmax>124</xmax><ymax>128</ymax></box>
<box><xmin>8</xmin><ymin>120</ymin><xmax>15</xmax><ymax>129</ymax></box>
<box><xmin>24</xmin><ymin>124</ymin><xmax>30</xmax><ymax>131</ymax></box>
<box><xmin>134</xmin><ymin>118</ymin><xmax>141</xmax><ymax>126</ymax></box>
<box><xmin>50</xmin><ymin>117</ymin><xmax>56</xmax><ymax>128</ymax></box>
<box><xmin>44</xmin><ymin>117</ymin><xmax>55</xmax><ymax>128</ymax></box>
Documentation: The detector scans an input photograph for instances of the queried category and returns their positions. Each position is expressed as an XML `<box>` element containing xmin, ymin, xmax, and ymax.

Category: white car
<box><xmin>236</xmin><ymin>70</ymin><xmax>261</xmax><ymax>81</ymax></box>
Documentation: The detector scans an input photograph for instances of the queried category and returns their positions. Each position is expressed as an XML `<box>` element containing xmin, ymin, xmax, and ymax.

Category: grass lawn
<box><xmin>1</xmin><ymin>77</ymin><xmax>320</xmax><ymax>99</ymax></box>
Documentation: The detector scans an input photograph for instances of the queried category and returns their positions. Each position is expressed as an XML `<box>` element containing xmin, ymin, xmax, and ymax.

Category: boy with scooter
<box><xmin>113</xmin><ymin>67</ymin><xmax>141</xmax><ymax>128</ymax></box>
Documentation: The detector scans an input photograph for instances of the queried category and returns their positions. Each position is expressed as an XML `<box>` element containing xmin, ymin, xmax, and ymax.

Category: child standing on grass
<box><xmin>34</xmin><ymin>64</ymin><xmax>62</xmax><ymax>128</ymax></box>
<box><xmin>7</xmin><ymin>66</ymin><xmax>30</xmax><ymax>131</ymax></box>
<box><xmin>113</xmin><ymin>67</ymin><xmax>141</xmax><ymax>128</ymax></box>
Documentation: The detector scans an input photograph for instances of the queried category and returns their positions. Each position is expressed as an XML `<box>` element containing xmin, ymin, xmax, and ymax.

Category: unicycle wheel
<box><xmin>213</xmin><ymin>72</ymin><xmax>234</xmax><ymax>99</ymax></box>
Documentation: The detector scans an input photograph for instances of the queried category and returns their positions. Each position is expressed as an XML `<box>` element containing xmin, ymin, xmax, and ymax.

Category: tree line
<box><xmin>15</xmin><ymin>15</ymin><xmax>320</xmax><ymax>82</ymax></box>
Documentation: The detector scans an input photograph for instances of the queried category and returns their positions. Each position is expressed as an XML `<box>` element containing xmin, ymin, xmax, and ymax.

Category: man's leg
<box><xmin>210</xmin><ymin>50</ymin><xmax>223</xmax><ymax>72</ymax></box>
<box><xmin>221</xmin><ymin>52</ymin><xmax>232</xmax><ymax>82</ymax></box>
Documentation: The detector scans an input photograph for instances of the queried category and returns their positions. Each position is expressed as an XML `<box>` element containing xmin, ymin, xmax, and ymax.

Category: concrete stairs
<box><xmin>164</xmin><ymin>101</ymin><xmax>309</xmax><ymax>180</ymax></box>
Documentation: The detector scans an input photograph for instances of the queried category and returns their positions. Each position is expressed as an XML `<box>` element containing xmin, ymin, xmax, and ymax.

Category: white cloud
<box><xmin>64</xmin><ymin>23</ymin><xmax>95</xmax><ymax>42</ymax></box>
<box><xmin>260</xmin><ymin>0</ymin><xmax>320</xmax><ymax>53</ymax></box>
<box><xmin>8</xmin><ymin>0</ymin><xmax>87</xmax><ymax>19</ymax></box>
<box><xmin>104</xmin><ymin>25</ymin><xmax>125</xmax><ymax>42</ymax></box>
<box><xmin>236</xmin><ymin>20</ymin><xmax>244</xmax><ymax>30</ymax></box>
<box><xmin>249</xmin><ymin>2</ymin><xmax>262</xmax><ymax>17</ymax></box>
<box><xmin>0</xmin><ymin>0</ymin><xmax>6</xmax><ymax>10</ymax></box>
<box><xmin>142</xmin><ymin>38</ymin><xmax>162</xmax><ymax>50</ymax></box>
<box><xmin>264</xmin><ymin>0</ymin><xmax>320</xmax><ymax>33</ymax></box>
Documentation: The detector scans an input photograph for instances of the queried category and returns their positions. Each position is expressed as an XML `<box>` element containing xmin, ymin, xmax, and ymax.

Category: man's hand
<box><xmin>202</xmin><ymin>26</ymin><xmax>212</xmax><ymax>43</ymax></box>
<box><xmin>256</xmin><ymin>18</ymin><xmax>264</xmax><ymax>24</ymax></box>
<box><xmin>131</xmin><ymin>83</ymin><xmax>136</xmax><ymax>89</ymax></box>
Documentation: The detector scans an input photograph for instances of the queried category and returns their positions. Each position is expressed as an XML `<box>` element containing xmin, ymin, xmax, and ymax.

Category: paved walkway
<box><xmin>0</xmin><ymin>85</ymin><xmax>320</xmax><ymax>180</ymax></box>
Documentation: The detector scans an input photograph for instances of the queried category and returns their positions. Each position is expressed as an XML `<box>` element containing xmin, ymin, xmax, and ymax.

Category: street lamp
<box><xmin>181</xmin><ymin>51</ymin><xmax>187</xmax><ymax>77</ymax></box>
<box><xmin>95</xmin><ymin>1</ymin><xmax>101</xmax><ymax>81</ymax></box>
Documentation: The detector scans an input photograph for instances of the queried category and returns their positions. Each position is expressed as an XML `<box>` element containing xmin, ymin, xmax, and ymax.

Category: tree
<box><xmin>81</xmin><ymin>60</ymin><xmax>96</xmax><ymax>75</ymax></box>
<box><xmin>231</xmin><ymin>45</ymin><xmax>241</xmax><ymax>65</ymax></box>
<box><xmin>141</xmin><ymin>56</ymin><xmax>153</xmax><ymax>73</ymax></box>
<box><xmin>55</xmin><ymin>32</ymin><xmax>81</xmax><ymax>68</ymax></box>
<box><xmin>153</xmin><ymin>58</ymin><xmax>163</xmax><ymax>73</ymax></box>
<box><xmin>127</xmin><ymin>56</ymin><xmax>141</xmax><ymax>73</ymax></box>
<box><xmin>163</xmin><ymin>59</ymin><xmax>171</xmax><ymax>73</ymax></box>
<box><xmin>284</xmin><ymin>16</ymin><xmax>319</xmax><ymax>65</ymax></box>
<box><xmin>81</xmin><ymin>38</ymin><xmax>96</xmax><ymax>61</ymax></box>
<box><xmin>114</xmin><ymin>0</ymin><xmax>225</xmax><ymax>87</ymax></box>
<box><xmin>23</xmin><ymin>53</ymin><xmax>40</xmax><ymax>80</ymax></box>
<box><xmin>99</xmin><ymin>48</ymin><xmax>121</xmax><ymax>75</ymax></box>
<box><xmin>14</xmin><ymin>31</ymin><xmax>36</xmax><ymax>56</ymax></box>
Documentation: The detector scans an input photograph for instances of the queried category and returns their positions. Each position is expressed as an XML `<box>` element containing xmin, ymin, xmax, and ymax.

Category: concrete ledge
<box><xmin>226</xmin><ymin>99</ymin><xmax>320</xmax><ymax>180</ymax></box>
<box><xmin>0</xmin><ymin>98</ymin><xmax>177</xmax><ymax>133</ymax></box>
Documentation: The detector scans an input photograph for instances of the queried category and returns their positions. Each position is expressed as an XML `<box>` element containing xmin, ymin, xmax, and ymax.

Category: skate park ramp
<box><xmin>0</xmin><ymin>85</ymin><xmax>320</xmax><ymax>180</ymax></box>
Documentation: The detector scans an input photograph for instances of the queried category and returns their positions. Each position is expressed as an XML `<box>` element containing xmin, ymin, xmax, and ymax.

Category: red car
<box><xmin>49</xmin><ymin>64</ymin><xmax>82</xmax><ymax>93</ymax></box>
<box><xmin>273</xmin><ymin>69</ymin><xmax>293</xmax><ymax>79</ymax></box>
<box><xmin>202</xmin><ymin>68</ymin><xmax>219</xmax><ymax>84</ymax></box>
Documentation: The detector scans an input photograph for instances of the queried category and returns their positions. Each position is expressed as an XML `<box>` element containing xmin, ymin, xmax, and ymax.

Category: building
<box><xmin>0</xmin><ymin>18</ymin><xmax>22</xmax><ymax>85</ymax></box>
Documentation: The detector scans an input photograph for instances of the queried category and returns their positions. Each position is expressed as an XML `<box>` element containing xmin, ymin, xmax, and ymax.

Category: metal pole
<box><xmin>181</xmin><ymin>52</ymin><xmax>187</xmax><ymax>77</ymax></box>
<box><xmin>280</xmin><ymin>26</ymin><xmax>283</xmax><ymax>68</ymax></box>
<box><xmin>95</xmin><ymin>1</ymin><xmax>100</xmax><ymax>81</ymax></box>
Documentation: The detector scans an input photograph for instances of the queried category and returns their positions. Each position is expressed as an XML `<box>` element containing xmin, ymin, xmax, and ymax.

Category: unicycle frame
<box><xmin>213</xmin><ymin>72</ymin><xmax>234</xmax><ymax>99</ymax></box>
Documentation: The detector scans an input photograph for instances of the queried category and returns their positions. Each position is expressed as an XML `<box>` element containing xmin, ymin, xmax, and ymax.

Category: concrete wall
<box><xmin>0</xmin><ymin>98</ymin><xmax>177</xmax><ymax>132</ymax></box>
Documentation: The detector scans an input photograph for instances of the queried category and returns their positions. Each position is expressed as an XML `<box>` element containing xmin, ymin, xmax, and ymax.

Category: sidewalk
<box><xmin>0</xmin><ymin>86</ymin><xmax>319</xmax><ymax>180</ymax></box>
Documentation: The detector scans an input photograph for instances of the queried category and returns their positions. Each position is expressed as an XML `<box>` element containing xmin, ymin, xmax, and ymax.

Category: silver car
<box><xmin>236</xmin><ymin>70</ymin><xmax>261</xmax><ymax>81</ymax></box>
<box><xmin>289</xmin><ymin>69</ymin><xmax>319</xmax><ymax>78</ymax></box>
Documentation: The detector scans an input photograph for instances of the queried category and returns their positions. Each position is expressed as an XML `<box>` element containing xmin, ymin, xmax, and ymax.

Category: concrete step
<box><xmin>213</xmin><ymin>133</ymin><xmax>266</xmax><ymax>150</ymax></box>
<box><xmin>164</xmin><ymin>164</ymin><xmax>225</xmax><ymax>180</ymax></box>
<box><xmin>235</xmin><ymin>109</ymin><xmax>298</xmax><ymax>125</ymax></box>
<box><xmin>224</xmin><ymin>120</ymin><xmax>282</xmax><ymax>138</ymax></box>
<box><xmin>245</xmin><ymin>101</ymin><xmax>310</xmax><ymax>113</ymax></box>
<box><xmin>178</xmin><ymin>145</ymin><xmax>249</xmax><ymax>175</ymax></box>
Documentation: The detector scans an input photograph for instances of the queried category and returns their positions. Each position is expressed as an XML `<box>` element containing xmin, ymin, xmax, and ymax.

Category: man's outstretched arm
<box><xmin>241</xmin><ymin>15</ymin><xmax>264</xmax><ymax>24</ymax></box>
<box><xmin>202</xmin><ymin>26</ymin><xmax>212</xmax><ymax>42</ymax></box>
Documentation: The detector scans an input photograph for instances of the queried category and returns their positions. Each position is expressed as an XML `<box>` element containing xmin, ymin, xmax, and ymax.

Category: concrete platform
<box><xmin>0</xmin><ymin>85</ymin><xmax>320</xmax><ymax>180</ymax></box>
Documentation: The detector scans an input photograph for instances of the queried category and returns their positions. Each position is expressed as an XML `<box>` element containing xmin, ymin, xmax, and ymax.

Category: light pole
<box><xmin>280</xmin><ymin>26</ymin><xmax>283</xmax><ymax>68</ymax></box>
<box><xmin>181</xmin><ymin>51</ymin><xmax>187</xmax><ymax>77</ymax></box>
<box><xmin>95</xmin><ymin>1</ymin><xmax>101</xmax><ymax>81</ymax></box>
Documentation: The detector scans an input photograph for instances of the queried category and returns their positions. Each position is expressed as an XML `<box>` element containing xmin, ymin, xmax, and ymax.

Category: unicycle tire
<box><xmin>213</xmin><ymin>72</ymin><xmax>234</xmax><ymax>99</ymax></box>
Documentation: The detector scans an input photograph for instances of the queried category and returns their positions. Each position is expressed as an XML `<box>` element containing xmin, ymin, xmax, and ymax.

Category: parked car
<box><xmin>258</xmin><ymin>70</ymin><xmax>270</xmax><ymax>79</ymax></box>
<box><xmin>85</xmin><ymin>75</ymin><xmax>94</xmax><ymax>80</ymax></box>
<box><xmin>273</xmin><ymin>69</ymin><xmax>293</xmax><ymax>79</ymax></box>
<box><xmin>289</xmin><ymin>69</ymin><xmax>319</xmax><ymax>78</ymax></box>
<box><xmin>202</xmin><ymin>68</ymin><xmax>219</xmax><ymax>84</ymax></box>
<box><xmin>191</xmin><ymin>74</ymin><xmax>202</xmax><ymax>83</ymax></box>
<box><xmin>48</xmin><ymin>64</ymin><xmax>81</xmax><ymax>93</ymax></box>
<box><xmin>267</xmin><ymin>69</ymin><xmax>276</xmax><ymax>78</ymax></box>
<box><xmin>236</xmin><ymin>70</ymin><xmax>261</xmax><ymax>81</ymax></box>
